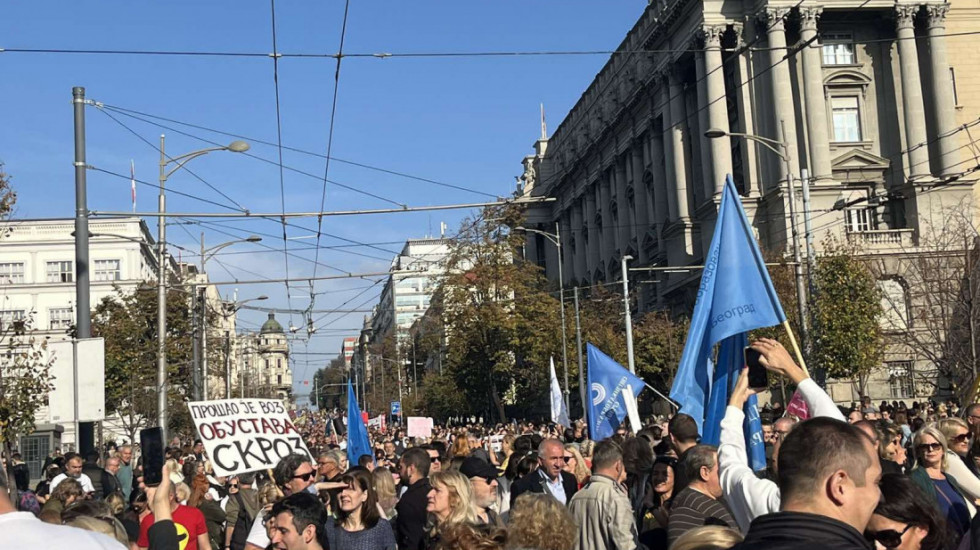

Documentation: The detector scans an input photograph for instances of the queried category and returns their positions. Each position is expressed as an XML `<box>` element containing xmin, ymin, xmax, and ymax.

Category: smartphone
<box><xmin>140</xmin><ymin>427</ymin><xmax>165</xmax><ymax>487</ymax></box>
<box><xmin>744</xmin><ymin>347</ymin><xmax>768</xmax><ymax>390</ymax></box>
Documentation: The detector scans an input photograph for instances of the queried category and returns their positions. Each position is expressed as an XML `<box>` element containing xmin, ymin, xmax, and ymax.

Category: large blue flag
<box><xmin>668</xmin><ymin>176</ymin><xmax>784</xmax><ymax>470</ymax></box>
<box><xmin>587</xmin><ymin>344</ymin><xmax>646</xmax><ymax>441</ymax></box>
<box><xmin>346</xmin><ymin>381</ymin><xmax>372</xmax><ymax>466</ymax></box>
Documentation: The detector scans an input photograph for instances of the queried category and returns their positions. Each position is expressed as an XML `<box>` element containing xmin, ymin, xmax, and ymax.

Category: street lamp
<box><xmin>157</xmin><ymin>137</ymin><xmax>249</xmax><ymax>440</ymax></box>
<box><xmin>196</xmin><ymin>234</ymin><xmax>261</xmax><ymax>401</ymax></box>
<box><xmin>516</xmin><ymin>224</ymin><xmax>572</xmax><ymax>417</ymax></box>
<box><xmin>705</xmin><ymin>122</ymin><xmax>809</xmax><ymax>359</ymax></box>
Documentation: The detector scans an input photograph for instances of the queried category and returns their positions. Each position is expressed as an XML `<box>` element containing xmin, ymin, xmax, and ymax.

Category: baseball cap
<box><xmin>459</xmin><ymin>456</ymin><xmax>497</xmax><ymax>482</ymax></box>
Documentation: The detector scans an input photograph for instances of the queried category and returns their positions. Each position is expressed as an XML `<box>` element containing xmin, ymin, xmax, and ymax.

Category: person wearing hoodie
<box><xmin>729</xmin><ymin>417</ymin><xmax>882</xmax><ymax>550</ymax></box>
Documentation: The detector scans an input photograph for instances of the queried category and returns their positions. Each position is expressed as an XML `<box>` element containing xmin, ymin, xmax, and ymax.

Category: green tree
<box><xmin>810</xmin><ymin>241</ymin><xmax>884</xmax><ymax>396</ymax></box>
<box><xmin>312</xmin><ymin>358</ymin><xmax>347</xmax><ymax>411</ymax></box>
<box><xmin>0</xmin><ymin>163</ymin><xmax>16</xmax><ymax>220</ymax></box>
<box><xmin>92</xmin><ymin>283</ymin><xmax>198</xmax><ymax>441</ymax></box>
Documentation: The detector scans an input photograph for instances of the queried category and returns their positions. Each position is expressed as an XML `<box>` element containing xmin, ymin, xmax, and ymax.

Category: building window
<box><xmin>46</xmin><ymin>261</ymin><xmax>73</xmax><ymax>283</ymax></box>
<box><xmin>0</xmin><ymin>310</ymin><xmax>26</xmax><ymax>329</ymax></box>
<box><xmin>277</xmin><ymin>375</ymin><xmax>282</xmax><ymax>385</ymax></box>
<box><xmin>887</xmin><ymin>360</ymin><xmax>914</xmax><ymax>398</ymax></box>
<box><xmin>49</xmin><ymin>307</ymin><xmax>73</xmax><ymax>331</ymax></box>
<box><xmin>878</xmin><ymin>279</ymin><xmax>909</xmax><ymax>331</ymax></box>
<box><xmin>0</xmin><ymin>262</ymin><xmax>25</xmax><ymax>284</ymax></box>
<box><xmin>822</xmin><ymin>33</ymin><xmax>855</xmax><ymax>65</ymax></box>
<box><xmin>846</xmin><ymin>207</ymin><xmax>877</xmax><ymax>232</ymax></box>
<box><xmin>94</xmin><ymin>259</ymin><xmax>121</xmax><ymax>281</ymax></box>
<box><xmin>832</xmin><ymin>97</ymin><xmax>862</xmax><ymax>142</ymax></box>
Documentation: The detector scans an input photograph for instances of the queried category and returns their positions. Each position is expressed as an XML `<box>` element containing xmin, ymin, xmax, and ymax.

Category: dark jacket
<box><xmin>731</xmin><ymin>511</ymin><xmax>872</xmax><ymax>550</ymax></box>
<box><xmin>81</xmin><ymin>461</ymin><xmax>106</xmax><ymax>500</ymax></box>
<box><xmin>395</xmin><ymin>477</ymin><xmax>431</xmax><ymax>550</ymax></box>
<box><xmin>102</xmin><ymin>471</ymin><xmax>123</xmax><ymax>498</ymax></box>
<box><xmin>510</xmin><ymin>469</ymin><xmax>578</xmax><ymax>508</ymax></box>
<box><xmin>909</xmin><ymin>466</ymin><xmax>970</xmax><ymax>504</ymax></box>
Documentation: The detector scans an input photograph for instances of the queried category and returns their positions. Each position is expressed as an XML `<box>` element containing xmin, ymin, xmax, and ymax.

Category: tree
<box><xmin>312</xmin><ymin>358</ymin><xmax>347</xmax><ymax>411</ymax></box>
<box><xmin>810</xmin><ymin>240</ymin><xmax>885</xmax><ymax>397</ymax></box>
<box><xmin>92</xmin><ymin>283</ymin><xmax>198</xmax><ymax>441</ymax></box>
<box><xmin>0</xmin><ymin>315</ymin><xmax>55</xmax><ymax>496</ymax></box>
<box><xmin>0</xmin><ymin>162</ymin><xmax>16</xmax><ymax>220</ymax></box>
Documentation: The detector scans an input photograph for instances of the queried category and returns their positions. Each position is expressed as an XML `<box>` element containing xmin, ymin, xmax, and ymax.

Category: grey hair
<box><xmin>682</xmin><ymin>444</ymin><xmax>718</xmax><ymax>482</ymax></box>
<box><xmin>538</xmin><ymin>438</ymin><xmax>563</xmax><ymax>455</ymax></box>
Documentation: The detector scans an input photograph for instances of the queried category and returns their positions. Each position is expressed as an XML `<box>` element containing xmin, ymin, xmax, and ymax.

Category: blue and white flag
<box><xmin>587</xmin><ymin>344</ymin><xmax>646</xmax><ymax>441</ymax></box>
<box><xmin>668</xmin><ymin>176</ymin><xmax>784</xmax><ymax>471</ymax></box>
<box><xmin>549</xmin><ymin>357</ymin><xmax>571</xmax><ymax>428</ymax></box>
<box><xmin>346</xmin><ymin>381</ymin><xmax>372</xmax><ymax>466</ymax></box>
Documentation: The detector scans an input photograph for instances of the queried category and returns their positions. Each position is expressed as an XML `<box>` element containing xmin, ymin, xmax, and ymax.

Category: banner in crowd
<box><xmin>367</xmin><ymin>414</ymin><xmax>386</xmax><ymax>431</ymax></box>
<box><xmin>188</xmin><ymin>398</ymin><xmax>313</xmax><ymax>477</ymax></box>
<box><xmin>549</xmin><ymin>356</ymin><xmax>570</xmax><ymax>428</ymax></box>
<box><xmin>669</xmin><ymin>176</ymin><xmax>782</xmax><ymax>471</ymax></box>
<box><xmin>347</xmin><ymin>381</ymin><xmax>373</xmax><ymax>465</ymax></box>
<box><xmin>406</xmin><ymin>416</ymin><xmax>434</xmax><ymax>439</ymax></box>
<box><xmin>586</xmin><ymin>344</ymin><xmax>645</xmax><ymax>441</ymax></box>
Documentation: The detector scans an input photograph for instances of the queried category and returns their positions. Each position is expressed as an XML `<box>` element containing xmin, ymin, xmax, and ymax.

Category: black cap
<box><xmin>459</xmin><ymin>456</ymin><xmax>497</xmax><ymax>481</ymax></box>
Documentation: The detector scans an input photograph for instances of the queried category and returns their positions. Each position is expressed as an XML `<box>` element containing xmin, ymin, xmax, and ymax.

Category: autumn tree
<box><xmin>92</xmin><ymin>283</ymin><xmax>198</xmax><ymax>441</ymax></box>
<box><xmin>810</xmin><ymin>240</ymin><xmax>885</xmax><ymax>396</ymax></box>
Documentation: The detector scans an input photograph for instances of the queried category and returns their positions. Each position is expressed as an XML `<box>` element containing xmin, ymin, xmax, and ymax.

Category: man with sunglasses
<box><xmin>730</xmin><ymin>417</ymin><xmax>881</xmax><ymax>550</ymax></box>
<box><xmin>244</xmin><ymin>454</ymin><xmax>317</xmax><ymax>550</ymax></box>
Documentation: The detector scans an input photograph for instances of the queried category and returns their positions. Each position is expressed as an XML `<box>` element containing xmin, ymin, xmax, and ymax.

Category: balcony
<box><xmin>845</xmin><ymin>228</ymin><xmax>915</xmax><ymax>249</ymax></box>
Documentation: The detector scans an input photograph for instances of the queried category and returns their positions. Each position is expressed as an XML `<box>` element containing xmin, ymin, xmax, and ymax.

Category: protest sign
<box><xmin>188</xmin><ymin>398</ymin><xmax>312</xmax><ymax>477</ymax></box>
<box><xmin>406</xmin><ymin>416</ymin><xmax>434</xmax><ymax>439</ymax></box>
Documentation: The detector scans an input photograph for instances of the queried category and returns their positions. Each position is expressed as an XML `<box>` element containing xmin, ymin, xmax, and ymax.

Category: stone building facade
<box><xmin>522</xmin><ymin>0</ymin><xmax>979</xmax><ymax>403</ymax></box>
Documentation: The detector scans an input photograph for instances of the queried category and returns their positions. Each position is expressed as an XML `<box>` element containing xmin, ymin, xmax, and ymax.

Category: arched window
<box><xmin>878</xmin><ymin>278</ymin><xmax>909</xmax><ymax>331</ymax></box>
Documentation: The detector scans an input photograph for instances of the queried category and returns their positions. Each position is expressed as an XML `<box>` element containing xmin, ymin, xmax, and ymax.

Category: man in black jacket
<box><xmin>510</xmin><ymin>438</ymin><xmax>578</xmax><ymax>507</ymax></box>
<box><xmin>80</xmin><ymin>450</ymin><xmax>106</xmax><ymax>500</ymax></box>
<box><xmin>102</xmin><ymin>456</ymin><xmax>123</xmax><ymax>498</ymax></box>
<box><xmin>730</xmin><ymin>417</ymin><xmax>882</xmax><ymax>550</ymax></box>
<box><xmin>395</xmin><ymin>447</ymin><xmax>431</xmax><ymax>550</ymax></box>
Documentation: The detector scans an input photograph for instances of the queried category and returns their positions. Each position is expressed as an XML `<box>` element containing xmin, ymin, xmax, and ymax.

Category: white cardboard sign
<box><xmin>188</xmin><ymin>399</ymin><xmax>312</xmax><ymax>477</ymax></box>
<box><xmin>406</xmin><ymin>416</ymin><xmax>434</xmax><ymax>439</ymax></box>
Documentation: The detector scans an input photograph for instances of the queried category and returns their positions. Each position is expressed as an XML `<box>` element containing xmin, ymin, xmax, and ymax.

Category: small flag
<box><xmin>785</xmin><ymin>391</ymin><xmax>811</xmax><ymax>420</ymax></box>
<box><xmin>346</xmin><ymin>381</ymin><xmax>372</xmax><ymax>465</ymax></box>
<box><xmin>130</xmin><ymin>159</ymin><xmax>136</xmax><ymax>213</ymax></box>
<box><xmin>587</xmin><ymin>344</ymin><xmax>645</xmax><ymax>441</ymax></box>
<box><xmin>549</xmin><ymin>357</ymin><xmax>570</xmax><ymax>428</ymax></box>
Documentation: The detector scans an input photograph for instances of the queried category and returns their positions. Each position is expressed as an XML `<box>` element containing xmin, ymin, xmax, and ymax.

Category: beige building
<box><xmin>523</xmin><ymin>0</ymin><xmax>979</xmax><ymax>403</ymax></box>
<box><xmin>235</xmin><ymin>313</ymin><xmax>292</xmax><ymax>401</ymax></box>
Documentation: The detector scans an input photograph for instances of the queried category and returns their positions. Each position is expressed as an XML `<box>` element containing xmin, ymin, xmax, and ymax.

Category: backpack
<box><xmin>17</xmin><ymin>490</ymin><xmax>41</xmax><ymax>516</ymax></box>
<box><xmin>229</xmin><ymin>492</ymin><xmax>255</xmax><ymax>550</ymax></box>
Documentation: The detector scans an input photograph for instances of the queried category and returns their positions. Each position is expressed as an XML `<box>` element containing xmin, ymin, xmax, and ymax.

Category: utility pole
<box><xmin>574</xmin><ymin>287</ymin><xmax>585</xmax><ymax>419</ymax></box>
<box><xmin>157</xmin><ymin>135</ymin><xmax>168</xmax><ymax>439</ymax></box>
<box><xmin>72</xmin><ymin>87</ymin><xmax>91</xmax><ymax>340</ymax></box>
<box><xmin>622</xmin><ymin>255</ymin><xmax>636</xmax><ymax>374</ymax></box>
<box><xmin>225</xmin><ymin>330</ymin><xmax>232</xmax><ymax>399</ymax></box>
<box><xmin>780</xmin><ymin>120</ymin><xmax>809</xmax><ymax>349</ymax></box>
<box><xmin>191</xmin><ymin>293</ymin><xmax>201</xmax><ymax>401</ymax></box>
<box><xmin>555</xmin><ymin>222</ymin><xmax>571</xmax><ymax>414</ymax></box>
<box><xmin>200</xmin><ymin>288</ymin><xmax>208</xmax><ymax>400</ymax></box>
<box><xmin>314</xmin><ymin>377</ymin><xmax>320</xmax><ymax>409</ymax></box>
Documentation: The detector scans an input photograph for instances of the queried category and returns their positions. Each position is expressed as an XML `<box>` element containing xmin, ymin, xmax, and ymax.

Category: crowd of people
<box><xmin>5</xmin><ymin>338</ymin><xmax>980</xmax><ymax>550</ymax></box>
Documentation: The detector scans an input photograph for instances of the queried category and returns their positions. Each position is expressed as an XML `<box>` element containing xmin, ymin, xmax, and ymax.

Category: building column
<box><xmin>571</xmin><ymin>198</ymin><xmax>586</xmax><ymax>281</ymax></box>
<box><xmin>649</xmin><ymin>127</ymin><xmax>669</xmax><ymax>230</ymax></box>
<box><xmin>703</xmin><ymin>25</ymin><xmax>733</xmax><ymax>195</ymax></box>
<box><xmin>631</xmin><ymin>143</ymin><xmax>650</xmax><ymax>263</ymax></box>
<box><xmin>926</xmin><ymin>3</ymin><xmax>960</xmax><ymax>176</ymax></box>
<box><xmin>799</xmin><ymin>7</ymin><xmax>833</xmax><ymax>182</ymax></box>
<box><xmin>895</xmin><ymin>4</ymin><xmax>931</xmax><ymax>179</ymax></box>
<box><xmin>615</xmin><ymin>156</ymin><xmax>632</xmax><ymax>253</ymax></box>
<box><xmin>762</xmin><ymin>8</ymin><xmax>801</xmax><ymax>184</ymax></box>
<box><xmin>560</xmin><ymin>209</ymin><xmax>574</xmax><ymax>287</ymax></box>
<box><xmin>585</xmin><ymin>188</ymin><xmax>599</xmax><ymax>279</ymax></box>
<box><xmin>600</xmin><ymin>173</ymin><xmax>614</xmax><ymax>272</ymax></box>
<box><xmin>694</xmin><ymin>47</ymin><xmax>713</xmax><ymax>201</ymax></box>
<box><xmin>667</xmin><ymin>66</ymin><xmax>691</xmax><ymax>220</ymax></box>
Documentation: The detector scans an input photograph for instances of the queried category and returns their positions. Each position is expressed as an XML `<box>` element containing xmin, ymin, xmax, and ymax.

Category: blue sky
<box><xmin>0</xmin><ymin>1</ymin><xmax>646</xmax><ymax>404</ymax></box>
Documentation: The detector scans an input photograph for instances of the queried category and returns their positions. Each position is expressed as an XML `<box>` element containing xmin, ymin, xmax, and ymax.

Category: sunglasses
<box><xmin>952</xmin><ymin>433</ymin><xmax>971</xmax><ymax>443</ymax></box>
<box><xmin>228</xmin><ymin>483</ymin><xmax>239</xmax><ymax>488</ymax></box>
<box><xmin>562</xmin><ymin>455</ymin><xmax>573</xmax><ymax>463</ymax></box>
<box><xmin>291</xmin><ymin>471</ymin><xmax>315</xmax><ymax>481</ymax></box>
<box><xmin>917</xmin><ymin>442</ymin><xmax>943</xmax><ymax>453</ymax></box>
<box><xmin>865</xmin><ymin>525</ymin><xmax>913</xmax><ymax>548</ymax></box>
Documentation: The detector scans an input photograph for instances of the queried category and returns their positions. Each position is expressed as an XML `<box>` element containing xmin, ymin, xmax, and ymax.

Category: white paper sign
<box><xmin>406</xmin><ymin>416</ymin><xmax>434</xmax><ymax>439</ymax></box>
<box><xmin>188</xmin><ymin>399</ymin><xmax>312</xmax><ymax>477</ymax></box>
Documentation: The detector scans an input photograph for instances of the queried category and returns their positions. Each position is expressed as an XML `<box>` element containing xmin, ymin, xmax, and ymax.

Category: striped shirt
<box><xmin>667</xmin><ymin>486</ymin><xmax>738</xmax><ymax>547</ymax></box>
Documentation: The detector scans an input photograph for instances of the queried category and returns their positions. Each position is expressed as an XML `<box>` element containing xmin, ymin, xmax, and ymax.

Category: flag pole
<box><xmin>781</xmin><ymin>320</ymin><xmax>810</xmax><ymax>377</ymax></box>
<box><xmin>644</xmin><ymin>382</ymin><xmax>679</xmax><ymax>410</ymax></box>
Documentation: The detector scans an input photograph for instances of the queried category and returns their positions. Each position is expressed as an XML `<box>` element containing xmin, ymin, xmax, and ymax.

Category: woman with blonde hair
<box><xmin>373</xmin><ymin>467</ymin><xmax>399</xmax><ymax>521</ymax></box>
<box><xmin>910</xmin><ymin>425</ymin><xmax>975</xmax><ymax>546</ymax></box>
<box><xmin>671</xmin><ymin>525</ymin><xmax>743</xmax><ymax>550</ymax></box>
<box><xmin>426</xmin><ymin>470</ymin><xmax>479</xmax><ymax>547</ymax></box>
<box><xmin>562</xmin><ymin>444</ymin><xmax>590</xmax><ymax>489</ymax></box>
<box><xmin>507</xmin><ymin>493</ymin><xmax>576</xmax><ymax>550</ymax></box>
<box><xmin>936</xmin><ymin>417</ymin><xmax>980</xmax><ymax>497</ymax></box>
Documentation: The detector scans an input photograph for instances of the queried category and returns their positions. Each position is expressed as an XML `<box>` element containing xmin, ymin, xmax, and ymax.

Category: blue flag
<box><xmin>587</xmin><ymin>344</ymin><xmax>646</xmax><ymax>441</ymax></box>
<box><xmin>346</xmin><ymin>381</ymin><xmax>372</xmax><ymax>466</ymax></box>
<box><xmin>668</xmin><ymin>176</ymin><xmax>784</xmax><ymax>470</ymax></box>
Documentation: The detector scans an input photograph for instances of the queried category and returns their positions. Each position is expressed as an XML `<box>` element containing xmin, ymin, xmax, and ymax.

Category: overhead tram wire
<box><xmin>88</xmin><ymin>167</ymin><xmax>244</xmax><ymax>212</ymax></box>
<box><xmin>97</xmin><ymin>104</ymin><xmax>501</xmax><ymax>199</ymax></box>
<box><xmin>268</xmin><ymin>0</ymin><xmax>297</xmax><ymax>329</ymax></box>
<box><xmin>312</xmin><ymin>0</ymin><xmax>353</xmax><ymax>290</ymax></box>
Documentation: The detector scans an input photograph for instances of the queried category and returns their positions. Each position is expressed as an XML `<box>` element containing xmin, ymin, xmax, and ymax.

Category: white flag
<box><xmin>549</xmin><ymin>357</ymin><xmax>570</xmax><ymax>428</ymax></box>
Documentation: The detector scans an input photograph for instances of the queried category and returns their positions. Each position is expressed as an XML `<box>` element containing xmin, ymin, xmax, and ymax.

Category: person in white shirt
<box><xmin>50</xmin><ymin>455</ymin><xmax>96</xmax><ymax>494</ymax></box>
<box><xmin>718</xmin><ymin>338</ymin><xmax>845</xmax><ymax>531</ymax></box>
<box><xmin>0</xmin><ymin>473</ymin><xmax>123</xmax><ymax>549</ymax></box>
